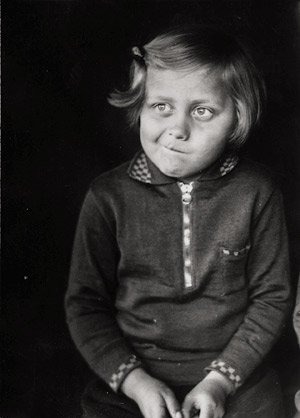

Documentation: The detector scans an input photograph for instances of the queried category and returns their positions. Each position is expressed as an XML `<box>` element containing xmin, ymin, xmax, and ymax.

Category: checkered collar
<box><xmin>127</xmin><ymin>150</ymin><xmax>239</xmax><ymax>185</ymax></box>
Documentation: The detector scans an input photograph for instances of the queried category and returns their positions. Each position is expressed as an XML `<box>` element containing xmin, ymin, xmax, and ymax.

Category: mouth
<box><xmin>160</xmin><ymin>139</ymin><xmax>186</xmax><ymax>154</ymax></box>
<box><xmin>162</xmin><ymin>146</ymin><xmax>185</xmax><ymax>154</ymax></box>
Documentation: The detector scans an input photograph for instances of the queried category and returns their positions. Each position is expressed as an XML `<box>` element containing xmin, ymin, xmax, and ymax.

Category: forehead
<box><xmin>145</xmin><ymin>66</ymin><xmax>228</xmax><ymax>103</ymax></box>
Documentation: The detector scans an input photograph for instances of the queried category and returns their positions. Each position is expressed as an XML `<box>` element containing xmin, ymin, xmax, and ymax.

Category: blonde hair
<box><xmin>108</xmin><ymin>25</ymin><xmax>266</xmax><ymax>150</ymax></box>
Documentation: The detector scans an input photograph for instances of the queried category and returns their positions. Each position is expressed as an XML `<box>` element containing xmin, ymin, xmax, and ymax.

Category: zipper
<box><xmin>177</xmin><ymin>181</ymin><xmax>194</xmax><ymax>289</ymax></box>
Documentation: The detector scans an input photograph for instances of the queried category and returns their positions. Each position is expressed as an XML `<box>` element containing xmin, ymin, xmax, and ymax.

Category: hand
<box><xmin>181</xmin><ymin>371</ymin><xmax>233</xmax><ymax>418</ymax></box>
<box><xmin>121</xmin><ymin>367</ymin><xmax>183</xmax><ymax>418</ymax></box>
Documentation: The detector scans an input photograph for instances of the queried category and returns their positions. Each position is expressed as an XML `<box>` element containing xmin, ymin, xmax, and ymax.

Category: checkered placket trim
<box><xmin>219</xmin><ymin>154</ymin><xmax>239</xmax><ymax>177</ymax></box>
<box><xmin>128</xmin><ymin>152</ymin><xmax>152</xmax><ymax>184</ymax></box>
<box><xmin>109</xmin><ymin>355</ymin><xmax>140</xmax><ymax>392</ymax></box>
<box><xmin>206</xmin><ymin>360</ymin><xmax>242</xmax><ymax>390</ymax></box>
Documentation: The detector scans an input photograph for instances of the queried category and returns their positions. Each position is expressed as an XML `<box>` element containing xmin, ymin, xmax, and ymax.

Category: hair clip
<box><xmin>132</xmin><ymin>46</ymin><xmax>145</xmax><ymax>63</ymax></box>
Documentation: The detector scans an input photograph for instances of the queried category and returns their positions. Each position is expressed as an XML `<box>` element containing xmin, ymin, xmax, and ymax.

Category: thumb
<box><xmin>162</xmin><ymin>390</ymin><xmax>182</xmax><ymax>418</ymax></box>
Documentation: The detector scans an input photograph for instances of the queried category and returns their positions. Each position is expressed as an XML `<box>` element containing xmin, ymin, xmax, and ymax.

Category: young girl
<box><xmin>65</xmin><ymin>26</ymin><xmax>291</xmax><ymax>418</ymax></box>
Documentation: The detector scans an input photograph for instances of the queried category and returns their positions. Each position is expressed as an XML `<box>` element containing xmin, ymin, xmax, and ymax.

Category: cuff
<box><xmin>205</xmin><ymin>360</ymin><xmax>242</xmax><ymax>392</ymax></box>
<box><xmin>109</xmin><ymin>355</ymin><xmax>142</xmax><ymax>392</ymax></box>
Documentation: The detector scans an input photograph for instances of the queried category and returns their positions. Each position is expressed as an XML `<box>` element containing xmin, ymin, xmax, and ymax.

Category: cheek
<box><xmin>140</xmin><ymin>116</ymin><xmax>163</xmax><ymax>142</ymax></box>
<box><xmin>211</xmin><ymin>113</ymin><xmax>236</xmax><ymax>141</ymax></box>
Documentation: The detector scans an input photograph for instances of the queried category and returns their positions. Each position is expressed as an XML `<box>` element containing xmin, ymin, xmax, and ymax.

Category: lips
<box><xmin>159</xmin><ymin>138</ymin><xmax>186</xmax><ymax>153</ymax></box>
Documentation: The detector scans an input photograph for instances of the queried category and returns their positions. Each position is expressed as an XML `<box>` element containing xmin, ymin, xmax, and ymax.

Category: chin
<box><xmin>154</xmin><ymin>156</ymin><xmax>186</xmax><ymax>178</ymax></box>
<box><xmin>159</xmin><ymin>165</ymin><xmax>187</xmax><ymax>178</ymax></box>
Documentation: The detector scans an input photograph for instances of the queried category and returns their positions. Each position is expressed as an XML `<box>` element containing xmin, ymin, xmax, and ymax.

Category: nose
<box><xmin>168</xmin><ymin>118</ymin><xmax>190</xmax><ymax>141</ymax></box>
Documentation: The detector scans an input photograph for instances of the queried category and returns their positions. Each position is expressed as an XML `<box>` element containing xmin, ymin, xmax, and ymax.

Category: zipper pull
<box><xmin>178</xmin><ymin>182</ymin><xmax>194</xmax><ymax>205</ymax></box>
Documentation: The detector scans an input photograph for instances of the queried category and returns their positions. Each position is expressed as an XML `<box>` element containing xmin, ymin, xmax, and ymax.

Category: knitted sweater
<box><xmin>65</xmin><ymin>151</ymin><xmax>291</xmax><ymax>392</ymax></box>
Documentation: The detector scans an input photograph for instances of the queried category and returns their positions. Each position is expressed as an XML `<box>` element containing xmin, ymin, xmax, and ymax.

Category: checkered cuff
<box><xmin>205</xmin><ymin>360</ymin><xmax>242</xmax><ymax>391</ymax></box>
<box><xmin>109</xmin><ymin>355</ymin><xmax>142</xmax><ymax>392</ymax></box>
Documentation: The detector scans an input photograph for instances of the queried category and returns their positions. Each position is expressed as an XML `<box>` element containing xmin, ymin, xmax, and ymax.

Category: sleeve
<box><xmin>65</xmin><ymin>189</ymin><xmax>142</xmax><ymax>391</ymax></box>
<box><xmin>205</xmin><ymin>186</ymin><xmax>292</xmax><ymax>391</ymax></box>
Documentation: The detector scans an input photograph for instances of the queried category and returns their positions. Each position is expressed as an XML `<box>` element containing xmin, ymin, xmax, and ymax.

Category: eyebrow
<box><xmin>146</xmin><ymin>96</ymin><xmax>175</xmax><ymax>103</ymax></box>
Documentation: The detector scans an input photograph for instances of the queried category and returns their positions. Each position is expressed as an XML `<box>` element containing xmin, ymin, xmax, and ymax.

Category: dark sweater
<box><xmin>65</xmin><ymin>151</ymin><xmax>291</xmax><ymax>392</ymax></box>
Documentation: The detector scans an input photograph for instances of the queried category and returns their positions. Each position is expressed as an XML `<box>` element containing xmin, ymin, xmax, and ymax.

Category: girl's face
<box><xmin>140</xmin><ymin>66</ymin><xmax>236</xmax><ymax>179</ymax></box>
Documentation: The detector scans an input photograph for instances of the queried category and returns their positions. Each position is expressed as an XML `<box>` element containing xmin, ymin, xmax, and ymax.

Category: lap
<box><xmin>225</xmin><ymin>367</ymin><xmax>285</xmax><ymax>418</ymax></box>
<box><xmin>82</xmin><ymin>378</ymin><xmax>143</xmax><ymax>418</ymax></box>
<box><xmin>81</xmin><ymin>367</ymin><xmax>285</xmax><ymax>418</ymax></box>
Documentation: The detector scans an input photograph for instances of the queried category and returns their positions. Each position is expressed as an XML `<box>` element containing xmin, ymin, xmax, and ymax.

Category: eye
<box><xmin>153</xmin><ymin>103</ymin><xmax>172</xmax><ymax>113</ymax></box>
<box><xmin>192</xmin><ymin>106</ymin><xmax>213</xmax><ymax>121</ymax></box>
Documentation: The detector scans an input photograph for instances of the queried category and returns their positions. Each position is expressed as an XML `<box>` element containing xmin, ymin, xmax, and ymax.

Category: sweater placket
<box><xmin>178</xmin><ymin>181</ymin><xmax>195</xmax><ymax>289</ymax></box>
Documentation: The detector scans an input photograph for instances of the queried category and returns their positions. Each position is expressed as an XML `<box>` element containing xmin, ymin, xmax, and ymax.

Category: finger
<box><xmin>162</xmin><ymin>389</ymin><xmax>182</xmax><ymax>418</ymax></box>
<box><xmin>182</xmin><ymin>396</ymin><xmax>194</xmax><ymax>418</ymax></box>
<box><xmin>198</xmin><ymin>404</ymin><xmax>215</xmax><ymax>418</ymax></box>
<box><xmin>181</xmin><ymin>408</ymin><xmax>189</xmax><ymax>418</ymax></box>
<box><xmin>147</xmin><ymin>403</ymin><xmax>166</xmax><ymax>418</ymax></box>
<box><xmin>200</xmin><ymin>404</ymin><xmax>225</xmax><ymax>418</ymax></box>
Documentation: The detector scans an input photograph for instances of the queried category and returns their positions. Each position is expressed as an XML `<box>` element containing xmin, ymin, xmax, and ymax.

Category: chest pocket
<box><xmin>219</xmin><ymin>244</ymin><xmax>250</xmax><ymax>295</ymax></box>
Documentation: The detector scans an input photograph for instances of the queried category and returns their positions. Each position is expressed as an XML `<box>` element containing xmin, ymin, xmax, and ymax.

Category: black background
<box><xmin>2</xmin><ymin>1</ymin><xmax>300</xmax><ymax>417</ymax></box>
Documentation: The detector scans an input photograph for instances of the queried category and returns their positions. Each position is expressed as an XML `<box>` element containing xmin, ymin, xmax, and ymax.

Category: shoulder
<box><xmin>90</xmin><ymin>161</ymin><xmax>131</xmax><ymax>192</ymax></box>
<box><xmin>232</xmin><ymin>158</ymin><xmax>279</xmax><ymax>195</ymax></box>
<box><xmin>75</xmin><ymin>163</ymin><xmax>133</xmax><ymax>234</ymax></box>
<box><xmin>86</xmin><ymin>159</ymin><xmax>143</xmax><ymax>211</ymax></box>
<box><xmin>222</xmin><ymin>158</ymin><xmax>285</xmax><ymax>222</ymax></box>
<box><xmin>223</xmin><ymin>158</ymin><xmax>283</xmax><ymax>218</ymax></box>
